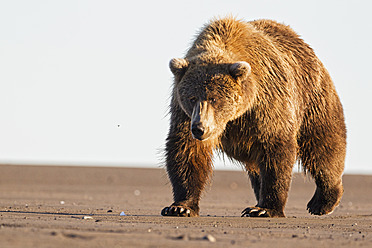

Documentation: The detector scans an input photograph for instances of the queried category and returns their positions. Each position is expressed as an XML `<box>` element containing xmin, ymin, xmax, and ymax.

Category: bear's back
<box><xmin>249</xmin><ymin>20</ymin><xmax>315</xmax><ymax>58</ymax></box>
<box><xmin>249</xmin><ymin>20</ymin><xmax>322</xmax><ymax>85</ymax></box>
<box><xmin>249</xmin><ymin>19</ymin><xmax>330</xmax><ymax>107</ymax></box>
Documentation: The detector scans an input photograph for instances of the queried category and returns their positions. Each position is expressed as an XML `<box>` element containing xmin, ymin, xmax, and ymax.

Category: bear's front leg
<box><xmin>242</xmin><ymin>140</ymin><xmax>296</xmax><ymax>218</ymax></box>
<box><xmin>161</xmin><ymin>119</ymin><xmax>213</xmax><ymax>217</ymax></box>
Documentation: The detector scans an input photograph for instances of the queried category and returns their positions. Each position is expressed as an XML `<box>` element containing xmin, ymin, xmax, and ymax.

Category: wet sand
<box><xmin>0</xmin><ymin>164</ymin><xmax>371</xmax><ymax>247</ymax></box>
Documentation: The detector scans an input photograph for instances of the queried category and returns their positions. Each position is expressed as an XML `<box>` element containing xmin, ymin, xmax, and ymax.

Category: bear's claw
<box><xmin>241</xmin><ymin>207</ymin><xmax>270</xmax><ymax>217</ymax></box>
<box><xmin>161</xmin><ymin>206</ymin><xmax>194</xmax><ymax>217</ymax></box>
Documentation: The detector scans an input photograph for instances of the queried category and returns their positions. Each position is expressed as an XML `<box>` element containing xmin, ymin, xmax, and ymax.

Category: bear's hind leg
<box><xmin>300</xmin><ymin>130</ymin><xmax>346</xmax><ymax>215</ymax></box>
<box><xmin>306</xmin><ymin>181</ymin><xmax>343</xmax><ymax>215</ymax></box>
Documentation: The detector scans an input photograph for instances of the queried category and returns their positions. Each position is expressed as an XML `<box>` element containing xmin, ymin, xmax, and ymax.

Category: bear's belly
<box><xmin>220</xmin><ymin>136</ymin><xmax>262</xmax><ymax>171</ymax></box>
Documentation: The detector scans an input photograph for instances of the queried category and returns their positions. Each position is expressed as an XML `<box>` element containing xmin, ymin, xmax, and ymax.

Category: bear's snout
<box><xmin>191</xmin><ymin>122</ymin><xmax>205</xmax><ymax>140</ymax></box>
<box><xmin>190</xmin><ymin>100</ymin><xmax>216</xmax><ymax>141</ymax></box>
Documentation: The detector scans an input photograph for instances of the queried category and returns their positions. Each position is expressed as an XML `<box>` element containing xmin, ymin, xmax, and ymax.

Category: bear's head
<box><xmin>170</xmin><ymin>57</ymin><xmax>255</xmax><ymax>141</ymax></box>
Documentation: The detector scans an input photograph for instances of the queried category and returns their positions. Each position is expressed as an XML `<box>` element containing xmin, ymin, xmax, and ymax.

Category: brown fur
<box><xmin>162</xmin><ymin>17</ymin><xmax>346</xmax><ymax>218</ymax></box>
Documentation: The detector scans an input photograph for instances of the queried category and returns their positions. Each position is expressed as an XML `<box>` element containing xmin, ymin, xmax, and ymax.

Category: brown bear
<box><xmin>161</xmin><ymin>17</ymin><xmax>346</xmax><ymax>218</ymax></box>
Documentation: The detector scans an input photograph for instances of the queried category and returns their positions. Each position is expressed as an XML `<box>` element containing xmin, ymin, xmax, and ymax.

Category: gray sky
<box><xmin>1</xmin><ymin>0</ymin><xmax>371</xmax><ymax>173</ymax></box>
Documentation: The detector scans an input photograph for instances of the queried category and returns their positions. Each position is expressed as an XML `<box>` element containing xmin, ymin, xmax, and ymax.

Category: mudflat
<box><xmin>0</xmin><ymin>164</ymin><xmax>371</xmax><ymax>247</ymax></box>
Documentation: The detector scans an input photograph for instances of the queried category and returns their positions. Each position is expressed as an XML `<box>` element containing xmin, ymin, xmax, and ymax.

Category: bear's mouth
<box><xmin>192</xmin><ymin>133</ymin><xmax>211</xmax><ymax>141</ymax></box>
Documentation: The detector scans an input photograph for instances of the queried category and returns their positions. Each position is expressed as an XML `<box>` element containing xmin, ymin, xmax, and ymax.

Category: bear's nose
<box><xmin>191</xmin><ymin>123</ymin><xmax>205</xmax><ymax>140</ymax></box>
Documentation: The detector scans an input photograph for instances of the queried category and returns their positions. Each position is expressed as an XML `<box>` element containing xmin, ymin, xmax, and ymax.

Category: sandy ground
<box><xmin>0</xmin><ymin>164</ymin><xmax>371</xmax><ymax>248</ymax></box>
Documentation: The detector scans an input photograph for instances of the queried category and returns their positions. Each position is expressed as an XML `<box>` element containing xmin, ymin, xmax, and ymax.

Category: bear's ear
<box><xmin>229</xmin><ymin>61</ymin><xmax>251</xmax><ymax>81</ymax></box>
<box><xmin>169</xmin><ymin>58</ymin><xmax>189</xmax><ymax>78</ymax></box>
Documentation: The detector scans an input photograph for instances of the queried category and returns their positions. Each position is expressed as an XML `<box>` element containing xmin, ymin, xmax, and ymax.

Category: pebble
<box><xmin>174</xmin><ymin>234</ymin><xmax>188</xmax><ymax>241</ymax></box>
<box><xmin>229</xmin><ymin>182</ymin><xmax>238</xmax><ymax>190</ymax></box>
<box><xmin>83</xmin><ymin>216</ymin><xmax>93</xmax><ymax>220</ymax></box>
<box><xmin>203</xmin><ymin>234</ymin><xmax>216</xmax><ymax>242</ymax></box>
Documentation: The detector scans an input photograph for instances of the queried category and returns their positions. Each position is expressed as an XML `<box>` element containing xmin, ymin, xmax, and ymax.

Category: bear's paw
<box><xmin>241</xmin><ymin>207</ymin><xmax>270</xmax><ymax>217</ymax></box>
<box><xmin>306</xmin><ymin>185</ymin><xmax>342</xmax><ymax>215</ymax></box>
<box><xmin>161</xmin><ymin>205</ymin><xmax>198</xmax><ymax>217</ymax></box>
<box><xmin>241</xmin><ymin>207</ymin><xmax>285</xmax><ymax>217</ymax></box>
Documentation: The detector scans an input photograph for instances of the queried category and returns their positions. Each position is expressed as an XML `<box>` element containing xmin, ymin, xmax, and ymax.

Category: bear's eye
<box><xmin>209</xmin><ymin>98</ymin><xmax>217</xmax><ymax>104</ymax></box>
<box><xmin>189</xmin><ymin>97</ymin><xmax>197</xmax><ymax>104</ymax></box>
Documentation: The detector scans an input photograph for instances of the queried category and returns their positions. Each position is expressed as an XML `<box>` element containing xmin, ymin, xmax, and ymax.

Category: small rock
<box><xmin>60</xmin><ymin>201</ymin><xmax>65</xmax><ymax>205</ymax></box>
<box><xmin>107</xmin><ymin>210</ymin><xmax>113</xmax><ymax>213</ymax></box>
<box><xmin>229</xmin><ymin>182</ymin><xmax>238</xmax><ymax>190</ymax></box>
<box><xmin>83</xmin><ymin>216</ymin><xmax>93</xmax><ymax>220</ymax></box>
<box><xmin>203</xmin><ymin>234</ymin><xmax>216</xmax><ymax>242</ymax></box>
<box><xmin>120</xmin><ymin>211</ymin><xmax>126</xmax><ymax>216</ymax></box>
<box><xmin>174</xmin><ymin>234</ymin><xmax>188</xmax><ymax>241</ymax></box>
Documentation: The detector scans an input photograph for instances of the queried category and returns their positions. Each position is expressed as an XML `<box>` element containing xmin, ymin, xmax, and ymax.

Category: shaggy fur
<box><xmin>161</xmin><ymin>17</ymin><xmax>346</xmax><ymax>218</ymax></box>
